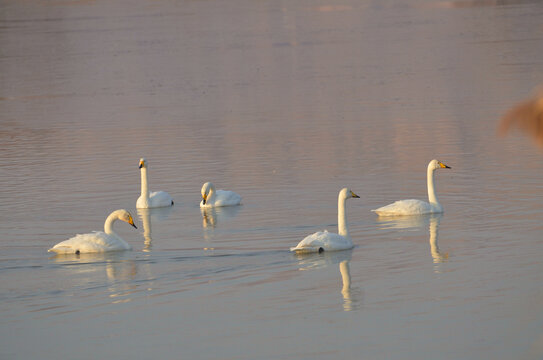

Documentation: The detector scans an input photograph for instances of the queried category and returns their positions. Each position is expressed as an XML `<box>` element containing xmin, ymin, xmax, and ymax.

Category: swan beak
<box><xmin>128</xmin><ymin>217</ymin><xmax>137</xmax><ymax>229</ymax></box>
<box><xmin>138</xmin><ymin>160</ymin><xmax>144</xmax><ymax>169</ymax></box>
<box><xmin>351</xmin><ymin>191</ymin><xmax>360</xmax><ymax>198</ymax></box>
<box><xmin>439</xmin><ymin>162</ymin><xmax>451</xmax><ymax>169</ymax></box>
<box><xmin>202</xmin><ymin>195</ymin><xmax>207</xmax><ymax>205</ymax></box>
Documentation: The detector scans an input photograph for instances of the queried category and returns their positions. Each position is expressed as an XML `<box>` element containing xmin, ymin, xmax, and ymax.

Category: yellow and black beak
<box><xmin>128</xmin><ymin>216</ymin><xmax>137</xmax><ymax>229</ymax></box>
<box><xmin>202</xmin><ymin>194</ymin><xmax>207</xmax><ymax>205</ymax></box>
<box><xmin>139</xmin><ymin>160</ymin><xmax>144</xmax><ymax>169</ymax></box>
<box><xmin>351</xmin><ymin>191</ymin><xmax>360</xmax><ymax>198</ymax></box>
<box><xmin>439</xmin><ymin>162</ymin><xmax>451</xmax><ymax>169</ymax></box>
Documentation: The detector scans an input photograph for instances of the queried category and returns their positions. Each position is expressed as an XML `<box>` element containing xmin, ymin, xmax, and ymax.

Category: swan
<box><xmin>136</xmin><ymin>158</ymin><xmax>174</xmax><ymax>209</ymax></box>
<box><xmin>290</xmin><ymin>188</ymin><xmax>360</xmax><ymax>253</ymax></box>
<box><xmin>372</xmin><ymin>159</ymin><xmax>451</xmax><ymax>216</ymax></box>
<box><xmin>200</xmin><ymin>182</ymin><xmax>241</xmax><ymax>208</ymax></box>
<box><xmin>48</xmin><ymin>209</ymin><xmax>137</xmax><ymax>254</ymax></box>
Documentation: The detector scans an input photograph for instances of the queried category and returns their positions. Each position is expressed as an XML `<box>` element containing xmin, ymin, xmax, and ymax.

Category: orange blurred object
<box><xmin>499</xmin><ymin>89</ymin><xmax>543</xmax><ymax>147</ymax></box>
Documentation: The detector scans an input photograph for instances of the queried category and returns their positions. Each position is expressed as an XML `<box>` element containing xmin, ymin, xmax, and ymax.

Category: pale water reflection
<box><xmin>375</xmin><ymin>214</ymin><xmax>449</xmax><ymax>265</ymax></box>
<box><xmin>294</xmin><ymin>250</ymin><xmax>361</xmax><ymax>312</ymax></box>
<box><xmin>200</xmin><ymin>206</ymin><xmax>242</xmax><ymax>230</ymax></box>
<box><xmin>49</xmin><ymin>252</ymin><xmax>144</xmax><ymax>305</ymax></box>
<box><xmin>137</xmin><ymin>207</ymin><xmax>173</xmax><ymax>252</ymax></box>
<box><xmin>1</xmin><ymin>0</ymin><xmax>543</xmax><ymax>359</ymax></box>
<box><xmin>428</xmin><ymin>215</ymin><xmax>449</xmax><ymax>265</ymax></box>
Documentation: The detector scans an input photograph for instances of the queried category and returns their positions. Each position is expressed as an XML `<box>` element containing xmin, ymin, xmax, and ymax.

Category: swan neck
<box><xmin>427</xmin><ymin>165</ymin><xmax>438</xmax><ymax>205</ymax></box>
<box><xmin>104</xmin><ymin>212</ymin><xmax>119</xmax><ymax>235</ymax></box>
<box><xmin>207</xmin><ymin>187</ymin><xmax>216</xmax><ymax>204</ymax></box>
<box><xmin>338</xmin><ymin>194</ymin><xmax>349</xmax><ymax>238</ymax></box>
<box><xmin>140</xmin><ymin>167</ymin><xmax>149</xmax><ymax>199</ymax></box>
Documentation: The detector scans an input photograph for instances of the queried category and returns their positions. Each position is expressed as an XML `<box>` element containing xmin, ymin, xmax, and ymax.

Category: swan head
<box><xmin>340</xmin><ymin>187</ymin><xmax>360</xmax><ymax>200</ymax></box>
<box><xmin>429</xmin><ymin>159</ymin><xmax>451</xmax><ymax>170</ymax></box>
<box><xmin>139</xmin><ymin>158</ymin><xmax>147</xmax><ymax>169</ymax></box>
<box><xmin>201</xmin><ymin>182</ymin><xmax>215</xmax><ymax>205</ymax></box>
<box><xmin>114</xmin><ymin>209</ymin><xmax>138</xmax><ymax>229</ymax></box>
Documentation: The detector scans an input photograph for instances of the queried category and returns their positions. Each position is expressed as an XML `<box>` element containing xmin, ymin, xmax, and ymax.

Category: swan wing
<box><xmin>149</xmin><ymin>190</ymin><xmax>174</xmax><ymax>208</ymax></box>
<box><xmin>372</xmin><ymin>199</ymin><xmax>436</xmax><ymax>216</ymax></box>
<box><xmin>214</xmin><ymin>190</ymin><xmax>242</xmax><ymax>207</ymax></box>
<box><xmin>48</xmin><ymin>232</ymin><xmax>131</xmax><ymax>254</ymax></box>
<box><xmin>291</xmin><ymin>231</ymin><xmax>353</xmax><ymax>253</ymax></box>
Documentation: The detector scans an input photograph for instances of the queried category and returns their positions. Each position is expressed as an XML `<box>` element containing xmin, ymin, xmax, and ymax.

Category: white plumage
<box><xmin>200</xmin><ymin>182</ymin><xmax>241</xmax><ymax>208</ymax></box>
<box><xmin>48</xmin><ymin>209</ymin><xmax>137</xmax><ymax>254</ymax></box>
<box><xmin>136</xmin><ymin>158</ymin><xmax>174</xmax><ymax>209</ymax></box>
<box><xmin>291</xmin><ymin>188</ymin><xmax>359</xmax><ymax>253</ymax></box>
<box><xmin>372</xmin><ymin>159</ymin><xmax>451</xmax><ymax>216</ymax></box>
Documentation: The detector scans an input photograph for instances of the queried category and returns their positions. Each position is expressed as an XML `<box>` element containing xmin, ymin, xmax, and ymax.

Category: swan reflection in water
<box><xmin>294</xmin><ymin>249</ymin><xmax>361</xmax><ymax>311</ymax></box>
<box><xmin>376</xmin><ymin>214</ymin><xmax>448</xmax><ymax>265</ymax></box>
<box><xmin>137</xmin><ymin>206</ymin><xmax>173</xmax><ymax>252</ymax></box>
<box><xmin>50</xmin><ymin>252</ymin><xmax>140</xmax><ymax>303</ymax></box>
<box><xmin>200</xmin><ymin>206</ymin><xmax>241</xmax><ymax>243</ymax></box>
<box><xmin>427</xmin><ymin>215</ymin><xmax>448</xmax><ymax>264</ymax></box>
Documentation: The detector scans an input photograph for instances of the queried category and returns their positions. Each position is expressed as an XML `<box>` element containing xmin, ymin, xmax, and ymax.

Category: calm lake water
<box><xmin>1</xmin><ymin>0</ymin><xmax>543</xmax><ymax>359</ymax></box>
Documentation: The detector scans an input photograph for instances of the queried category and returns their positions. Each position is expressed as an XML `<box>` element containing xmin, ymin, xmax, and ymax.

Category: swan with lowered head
<box><xmin>137</xmin><ymin>158</ymin><xmax>174</xmax><ymax>208</ymax></box>
<box><xmin>372</xmin><ymin>159</ymin><xmax>451</xmax><ymax>216</ymax></box>
<box><xmin>48</xmin><ymin>209</ymin><xmax>137</xmax><ymax>254</ymax></box>
<box><xmin>200</xmin><ymin>182</ymin><xmax>241</xmax><ymax>208</ymax></box>
<box><xmin>291</xmin><ymin>188</ymin><xmax>360</xmax><ymax>253</ymax></box>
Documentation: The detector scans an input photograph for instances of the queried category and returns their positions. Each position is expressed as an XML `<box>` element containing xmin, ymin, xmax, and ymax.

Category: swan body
<box><xmin>200</xmin><ymin>182</ymin><xmax>241</xmax><ymax>208</ymax></box>
<box><xmin>372</xmin><ymin>159</ymin><xmax>450</xmax><ymax>216</ymax></box>
<box><xmin>136</xmin><ymin>158</ymin><xmax>174</xmax><ymax>208</ymax></box>
<box><xmin>48</xmin><ymin>209</ymin><xmax>137</xmax><ymax>254</ymax></box>
<box><xmin>291</xmin><ymin>188</ymin><xmax>359</xmax><ymax>253</ymax></box>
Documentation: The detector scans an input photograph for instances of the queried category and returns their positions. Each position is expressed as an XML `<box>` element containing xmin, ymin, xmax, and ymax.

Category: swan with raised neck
<box><xmin>372</xmin><ymin>159</ymin><xmax>451</xmax><ymax>216</ymax></box>
<box><xmin>137</xmin><ymin>158</ymin><xmax>174</xmax><ymax>208</ymax></box>
<box><xmin>291</xmin><ymin>188</ymin><xmax>360</xmax><ymax>253</ymax></box>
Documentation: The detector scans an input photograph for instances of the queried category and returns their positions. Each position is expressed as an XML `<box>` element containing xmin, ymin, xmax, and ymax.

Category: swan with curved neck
<box><xmin>290</xmin><ymin>188</ymin><xmax>360</xmax><ymax>253</ymax></box>
<box><xmin>137</xmin><ymin>158</ymin><xmax>174</xmax><ymax>208</ymax></box>
<box><xmin>48</xmin><ymin>209</ymin><xmax>137</xmax><ymax>254</ymax></box>
<box><xmin>200</xmin><ymin>182</ymin><xmax>241</xmax><ymax>208</ymax></box>
<box><xmin>372</xmin><ymin>159</ymin><xmax>451</xmax><ymax>216</ymax></box>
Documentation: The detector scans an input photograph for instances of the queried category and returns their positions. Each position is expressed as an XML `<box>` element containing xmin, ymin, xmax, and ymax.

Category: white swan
<box><xmin>372</xmin><ymin>159</ymin><xmax>451</xmax><ymax>216</ymax></box>
<box><xmin>136</xmin><ymin>158</ymin><xmax>174</xmax><ymax>209</ymax></box>
<box><xmin>48</xmin><ymin>209</ymin><xmax>137</xmax><ymax>254</ymax></box>
<box><xmin>291</xmin><ymin>188</ymin><xmax>360</xmax><ymax>253</ymax></box>
<box><xmin>200</xmin><ymin>182</ymin><xmax>241</xmax><ymax>208</ymax></box>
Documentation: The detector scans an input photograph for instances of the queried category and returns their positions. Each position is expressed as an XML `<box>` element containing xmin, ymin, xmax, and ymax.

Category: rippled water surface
<box><xmin>1</xmin><ymin>0</ymin><xmax>543</xmax><ymax>359</ymax></box>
